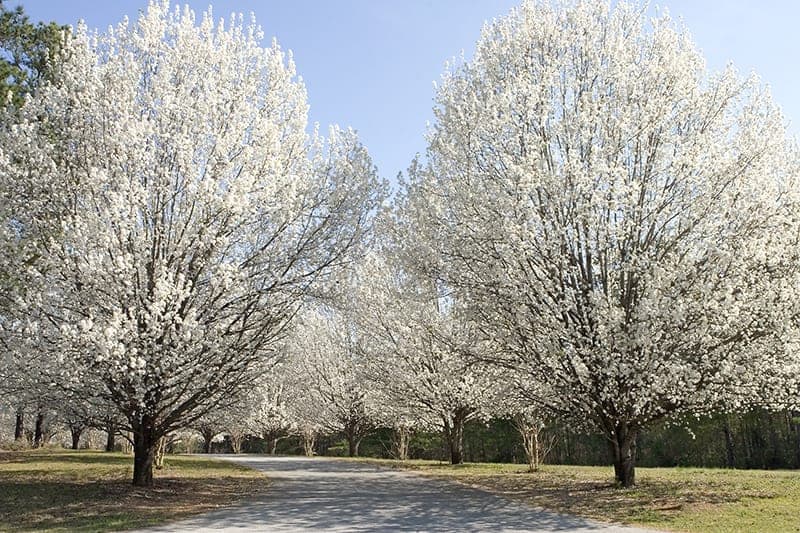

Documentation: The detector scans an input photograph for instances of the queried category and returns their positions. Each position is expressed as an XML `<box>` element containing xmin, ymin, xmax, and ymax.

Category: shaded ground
<box><xmin>138</xmin><ymin>455</ymin><xmax>657</xmax><ymax>532</ymax></box>
<box><xmin>0</xmin><ymin>449</ymin><xmax>267</xmax><ymax>532</ymax></box>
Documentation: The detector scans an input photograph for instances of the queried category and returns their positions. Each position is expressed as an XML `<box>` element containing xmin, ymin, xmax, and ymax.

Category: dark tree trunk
<box><xmin>200</xmin><ymin>427</ymin><xmax>216</xmax><ymax>454</ymax></box>
<box><xmin>608</xmin><ymin>425</ymin><xmax>638</xmax><ymax>488</ymax></box>
<box><xmin>347</xmin><ymin>432</ymin><xmax>361</xmax><ymax>457</ymax></box>
<box><xmin>793</xmin><ymin>411</ymin><xmax>800</xmax><ymax>468</ymax></box>
<box><xmin>105</xmin><ymin>421</ymin><xmax>116</xmax><ymax>452</ymax></box>
<box><xmin>723</xmin><ymin>416</ymin><xmax>736</xmax><ymax>468</ymax></box>
<box><xmin>33</xmin><ymin>410</ymin><xmax>45</xmax><ymax>448</ymax></box>
<box><xmin>132</xmin><ymin>421</ymin><xmax>159</xmax><ymax>487</ymax></box>
<box><xmin>14</xmin><ymin>407</ymin><xmax>24</xmax><ymax>441</ymax></box>
<box><xmin>70</xmin><ymin>426</ymin><xmax>83</xmax><ymax>450</ymax></box>
<box><xmin>444</xmin><ymin>411</ymin><xmax>467</xmax><ymax>465</ymax></box>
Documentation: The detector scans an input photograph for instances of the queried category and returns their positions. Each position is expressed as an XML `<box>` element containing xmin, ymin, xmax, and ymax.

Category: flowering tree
<box><xmin>192</xmin><ymin>409</ymin><xmax>226</xmax><ymax>454</ymax></box>
<box><xmin>0</xmin><ymin>2</ymin><xmax>381</xmax><ymax>486</ymax></box>
<box><xmin>406</xmin><ymin>0</ymin><xmax>800</xmax><ymax>486</ymax></box>
<box><xmin>290</xmin><ymin>309</ymin><xmax>375</xmax><ymax>457</ymax></box>
<box><xmin>247</xmin><ymin>370</ymin><xmax>297</xmax><ymax>455</ymax></box>
<box><xmin>352</xmin><ymin>254</ymin><xmax>502</xmax><ymax>464</ymax></box>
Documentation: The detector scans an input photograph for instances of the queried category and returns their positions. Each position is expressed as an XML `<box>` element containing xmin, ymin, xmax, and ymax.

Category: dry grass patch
<box><xmin>346</xmin><ymin>458</ymin><xmax>800</xmax><ymax>532</ymax></box>
<box><xmin>0</xmin><ymin>449</ymin><xmax>268</xmax><ymax>532</ymax></box>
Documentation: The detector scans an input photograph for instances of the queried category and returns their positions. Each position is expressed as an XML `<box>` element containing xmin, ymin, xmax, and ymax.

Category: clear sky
<box><xmin>17</xmin><ymin>1</ymin><xmax>800</xmax><ymax>187</ymax></box>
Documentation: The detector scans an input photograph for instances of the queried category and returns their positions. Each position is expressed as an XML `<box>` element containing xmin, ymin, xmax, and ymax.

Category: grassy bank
<box><xmin>348</xmin><ymin>458</ymin><xmax>800</xmax><ymax>532</ymax></box>
<box><xmin>0</xmin><ymin>449</ymin><xmax>267</xmax><ymax>532</ymax></box>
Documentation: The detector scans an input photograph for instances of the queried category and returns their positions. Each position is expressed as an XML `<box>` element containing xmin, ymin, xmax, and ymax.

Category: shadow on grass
<box><xmin>0</xmin><ymin>475</ymin><xmax>267</xmax><ymax>533</ymax></box>
<box><xmin>0</xmin><ymin>452</ymin><xmax>268</xmax><ymax>533</ymax></box>
<box><xmin>446</xmin><ymin>469</ymin><xmax>775</xmax><ymax>527</ymax></box>
<box><xmin>0</xmin><ymin>450</ymin><xmax>133</xmax><ymax>466</ymax></box>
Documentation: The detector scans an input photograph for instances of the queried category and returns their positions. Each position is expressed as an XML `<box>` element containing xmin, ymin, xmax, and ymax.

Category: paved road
<box><xmin>137</xmin><ymin>455</ymin><xmax>660</xmax><ymax>532</ymax></box>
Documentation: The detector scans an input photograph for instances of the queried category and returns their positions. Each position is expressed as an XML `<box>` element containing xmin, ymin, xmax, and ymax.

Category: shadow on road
<box><xmin>153</xmin><ymin>455</ymin><xmax>636</xmax><ymax>532</ymax></box>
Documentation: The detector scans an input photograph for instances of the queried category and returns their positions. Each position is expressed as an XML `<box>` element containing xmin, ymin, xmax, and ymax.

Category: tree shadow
<box><xmin>141</xmin><ymin>456</ymin><xmax>645</xmax><ymax>532</ymax></box>
<box><xmin>0</xmin><ymin>472</ymin><xmax>265</xmax><ymax>532</ymax></box>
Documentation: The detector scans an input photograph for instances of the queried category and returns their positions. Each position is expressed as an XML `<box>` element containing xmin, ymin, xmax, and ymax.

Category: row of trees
<box><xmin>3</xmin><ymin>0</ymin><xmax>800</xmax><ymax>489</ymax></box>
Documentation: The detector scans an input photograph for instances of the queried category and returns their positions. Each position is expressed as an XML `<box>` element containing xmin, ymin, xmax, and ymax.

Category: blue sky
<box><xmin>18</xmin><ymin>1</ymin><xmax>800</xmax><ymax>186</ymax></box>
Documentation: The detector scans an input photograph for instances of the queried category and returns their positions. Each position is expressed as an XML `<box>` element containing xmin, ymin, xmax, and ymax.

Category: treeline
<box><xmin>190</xmin><ymin>410</ymin><xmax>800</xmax><ymax>471</ymax></box>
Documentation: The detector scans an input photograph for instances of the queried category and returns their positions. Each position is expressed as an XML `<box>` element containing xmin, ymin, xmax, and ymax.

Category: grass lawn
<box><xmin>347</xmin><ymin>458</ymin><xmax>800</xmax><ymax>532</ymax></box>
<box><xmin>0</xmin><ymin>449</ymin><xmax>268</xmax><ymax>532</ymax></box>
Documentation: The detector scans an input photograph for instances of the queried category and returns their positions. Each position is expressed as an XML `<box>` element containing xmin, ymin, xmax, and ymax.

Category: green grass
<box><xmin>0</xmin><ymin>449</ymin><xmax>268</xmax><ymax>532</ymax></box>
<box><xmin>344</xmin><ymin>458</ymin><xmax>800</xmax><ymax>532</ymax></box>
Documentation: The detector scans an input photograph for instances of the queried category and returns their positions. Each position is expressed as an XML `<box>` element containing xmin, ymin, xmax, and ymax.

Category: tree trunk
<box><xmin>33</xmin><ymin>410</ymin><xmax>45</xmax><ymax>448</ymax></box>
<box><xmin>14</xmin><ymin>407</ymin><xmax>24</xmax><ymax>441</ymax></box>
<box><xmin>132</xmin><ymin>422</ymin><xmax>159</xmax><ymax>487</ymax></box>
<box><xmin>522</xmin><ymin>426</ymin><xmax>540</xmax><ymax>472</ymax></box>
<box><xmin>513</xmin><ymin>414</ymin><xmax>543</xmax><ymax>472</ymax></box>
<box><xmin>793</xmin><ymin>411</ymin><xmax>800</xmax><ymax>469</ymax></box>
<box><xmin>268</xmin><ymin>437</ymin><xmax>279</xmax><ymax>455</ymax></box>
<box><xmin>392</xmin><ymin>426</ymin><xmax>411</xmax><ymax>461</ymax></box>
<box><xmin>105</xmin><ymin>421</ymin><xmax>116</xmax><ymax>452</ymax></box>
<box><xmin>230</xmin><ymin>432</ymin><xmax>244</xmax><ymax>454</ymax></box>
<box><xmin>723</xmin><ymin>416</ymin><xmax>736</xmax><ymax>468</ymax></box>
<box><xmin>444</xmin><ymin>411</ymin><xmax>466</xmax><ymax>465</ymax></box>
<box><xmin>70</xmin><ymin>426</ymin><xmax>83</xmax><ymax>450</ymax></box>
<box><xmin>202</xmin><ymin>435</ymin><xmax>213</xmax><ymax>454</ymax></box>
<box><xmin>154</xmin><ymin>436</ymin><xmax>166</xmax><ymax>469</ymax></box>
<box><xmin>302</xmin><ymin>430</ymin><xmax>316</xmax><ymax>457</ymax></box>
<box><xmin>608</xmin><ymin>426</ymin><xmax>638</xmax><ymax>488</ymax></box>
<box><xmin>347</xmin><ymin>433</ymin><xmax>360</xmax><ymax>457</ymax></box>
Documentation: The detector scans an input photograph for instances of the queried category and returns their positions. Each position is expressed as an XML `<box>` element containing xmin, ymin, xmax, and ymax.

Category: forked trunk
<box><xmin>202</xmin><ymin>435</ymin><xmax>213</xmax><ymax>454</ymax></box>
<box><xmin>608</xmin><ymin>426</ymin><xmax>638</xmax><ymax>488</ymax></box>
<box><xmin>302</xmin><ymin>431</ymin><xmax>316</xmax><ymax>457</ymax></box>
<box><xmin>70</xmin><ymin>426</ymin><xmax>83</xmax><ymax>450</ymax></box>
<box><xmin>522</xmin><ymin>426</ymin><xmax>540</xmax><ymax>472</ymax></box>
<box><xmin>347</xmin><ymin>433</ymin><xmax>361</xmax><ymax>457</ymax></box>
<box><xmin>268</xmin><ymin>437</ymin><xmax>279</xmax><ymax>455</ymax></box>
<box><xmin>444</xmin><ymin>411</ymin><xmax>467</xmax><ymax>465</ymax></box>
<box><xmin>230</xmin><ymin>432</ymin><xmax>244</xmax><ymax>454</ymax></box>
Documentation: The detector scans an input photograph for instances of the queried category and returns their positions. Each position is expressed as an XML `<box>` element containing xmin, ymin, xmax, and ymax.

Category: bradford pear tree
<box><xmin>192</xmin><ymin>409</ymin><xmax>226</xmax><ymax>454</ymax></box>
<box><xmin>352</xmin><ymin>254</ymin><xmax>502</xmax><ymax>465</ymax></box>
<box><xmin>247</xmin><ymin>372</ymin><xmax>295</xmax><ymax>455</ymax></box>
<box><xmin>1</xmin><ymin>2</ymin><xmax>381</xmax><ymax>486</ymax></box>
<box><xmin>406</xmin><ymin>0</ymin><xmax>800</xmax><ymax>486</ymax></box>
<box><xmin>290</xmin><ymin>309</ymin><xmax>375</xmax><ymax>457</ymax></box>
<box><xmin>0</xmin><ymin>3</ymin><xmax>66</xmax><ymax>427</ymax></box>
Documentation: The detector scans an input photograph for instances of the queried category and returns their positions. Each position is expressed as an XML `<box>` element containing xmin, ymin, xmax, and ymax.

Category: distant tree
<box><xmin>405</xmin><ymin>0</ymin><xmax>800</xmax><ymax>486</ymax></box>
<box><xmin>192</xmin><ymin>410</ymin><xmax>225</xmax><ymax>455</ymax></box>
<box><xmin>290</xmin><ymin>309</ymin><xmax>375</xmax><ymax>457</ymax></box>
<box><xmin>0</xmin><ymin>1</ymin><xmax>67</xmax><ymax>447</ymax></box>
<box><xmin>247</xmin><ymin>373</ymin><xmax>295</xmax><ymax>455</ymax></box>
<box><xmin>352</xmin><ymin>254</ymin><xmax>502</xmax><ymax>465</ymax></box>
